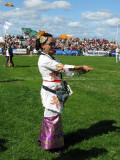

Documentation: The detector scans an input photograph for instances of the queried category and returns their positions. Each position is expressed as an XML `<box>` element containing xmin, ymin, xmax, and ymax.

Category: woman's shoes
<box><xmin>36</xmin><ymin>140</ymin><xmax>41</xmax><ymax>146</ymax></box>
<box><xmin>36</xmin><ymin>142</ymin><xmax>63</xmax><ymax>156</ymax></box>
<box><xmin>54</xmin><ymin>150</ymin><xmax>63</xmax><ymax>156</ymax></box>
<box><xmin>49</xmin><ymin>148</ymin><xmax>63</xmax><ymax>156</ymax></box>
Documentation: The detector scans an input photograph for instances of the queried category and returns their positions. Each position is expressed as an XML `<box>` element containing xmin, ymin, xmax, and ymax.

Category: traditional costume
<box><xmin>38</xmin><ymin>52</ymin><xmax>74</xmax><ymax>149</ymax></box>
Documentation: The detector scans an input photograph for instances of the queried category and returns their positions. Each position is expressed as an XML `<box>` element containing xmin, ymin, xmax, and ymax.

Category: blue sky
<box><xmin>0</xmin><ymin>0</ymin><xmax>120</xmax><ymax>43</ymax></box>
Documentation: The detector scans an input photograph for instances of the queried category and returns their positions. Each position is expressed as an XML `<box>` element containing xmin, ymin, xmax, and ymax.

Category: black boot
<box><xmin>36</xmin><ymin>140</ymin><xmax>41</xmax><ymax>146</ymax></box>
<box><xmin>49</xmin><ymin>148</ymin><xmax>63</xmax><ymax>156</ymax></box>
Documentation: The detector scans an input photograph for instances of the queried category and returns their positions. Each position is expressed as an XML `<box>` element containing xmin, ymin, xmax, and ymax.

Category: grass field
<box><xmin>0</xmin><ymin>55</ymin><xmax>120</xmax><ymax>160</ymax></box>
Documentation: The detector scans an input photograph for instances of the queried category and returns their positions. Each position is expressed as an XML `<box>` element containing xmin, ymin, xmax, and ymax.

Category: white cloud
<box><xmin>67</xmin><ymin>22</ymin><xmax>86</xmax><ymax>28</ymax></box>
<box><xmin>102</xmin><ymin>17</ymin><xmax>120</xmax><ymax>26</ymax></box>
<box><xmin>68</xmin><ymin>22</ymin><xmax>81</xmax><ymax>27</ymax></box>
<box><xmin>24</xmin><ymin>0</ymin><xmax>71</xmax><ymax>10</ymax></box>
<box><xmin>1</xmin><ymin>8</ymin><xmax>39</xmax><ymax>19</ymax></box>
<box><xmin>52</xmin><ymin>1</ymin><xmax>71</xmax><ymax>10</ymax></box>
<box><xmin>82</xmin><ymin>10</ymin><xmax>113</xmax><ymax>21</ymax></box>
<box><xmin>31</xmin><ymin>16</ymin><xmax>66</xmax><ymax>32</ymax></box>
<box><xmin>97</xmin><ymin>28</ymin><xmax>105</xmax><ymax>31</ymax></box>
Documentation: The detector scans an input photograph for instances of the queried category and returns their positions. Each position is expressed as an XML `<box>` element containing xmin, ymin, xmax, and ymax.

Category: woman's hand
<box><xmin>69</xmin><ymin>65</ymin><xmax>94</xmax><ymax>72</ymax></box>
<box><xmin>82</xmin><ymin>65</ymin><xmax>94</xmax><ymax>72</ymax></box>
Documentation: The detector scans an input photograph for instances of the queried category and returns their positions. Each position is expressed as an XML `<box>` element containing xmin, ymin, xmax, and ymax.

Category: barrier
<box><xmin>83</xmin><ymin>50</ymin><xmax>109</xmax><ymax>56</ymax></box>
<box><xmin>12</xmin><ymin>48</ymin><xmax>27</xmax><ymax>55</ymax></box>
<box><xmin>56</xmin><ymin>49</ymin><xmax>79</xmax><ymax>56</ymax></box>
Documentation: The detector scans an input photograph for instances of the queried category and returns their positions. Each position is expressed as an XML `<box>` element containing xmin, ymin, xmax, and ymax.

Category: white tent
<box><xmin>0</xmin><ymin>37</ymin><xmax>5</xmax><ymax>43</ymax></box>
<box><xmin>67</xmin><ymin>34</ymin><xmax>74</xmax><ymax>39</ymax></box>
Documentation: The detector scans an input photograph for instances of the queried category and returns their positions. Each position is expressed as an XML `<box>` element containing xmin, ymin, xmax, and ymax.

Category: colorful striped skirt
<box><xmin>38</xmin><ymin>114</ymin><xmax>64</xmax><ymax>149</ymax></box>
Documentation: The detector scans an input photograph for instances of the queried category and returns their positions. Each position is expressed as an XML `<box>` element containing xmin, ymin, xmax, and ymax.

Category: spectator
<box><xmin>2</xmin><ymin>43</ymin><xmax>14</xmax><ymax>67</ymax></box>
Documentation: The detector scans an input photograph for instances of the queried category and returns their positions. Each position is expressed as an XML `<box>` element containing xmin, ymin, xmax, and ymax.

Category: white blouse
<box><xmin>38</xmin><ymin>52</ymin><xmax>75</xmax><ymax>116</ymax></box>
<box><xmin>6</xmin><ymin>48</ymin><xmax>9</xmax><ymax>56</ymax></box>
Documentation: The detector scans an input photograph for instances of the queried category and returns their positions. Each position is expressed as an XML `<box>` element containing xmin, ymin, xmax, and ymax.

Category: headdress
<box><xmin>38</xmin><ymin>30</ymin><xmax>48</xmax><ymax>44</ymax></box>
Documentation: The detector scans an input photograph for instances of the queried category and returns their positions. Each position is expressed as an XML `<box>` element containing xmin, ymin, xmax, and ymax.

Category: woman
<box><xmin>36</xmin><ymin>32</ymin><xmax>94</xmax><ymax>155</ymax></box>
<box><xmin>2</xmin><ymin>43</ymin><xmax>14</xmax><ymax>67</ymax></box>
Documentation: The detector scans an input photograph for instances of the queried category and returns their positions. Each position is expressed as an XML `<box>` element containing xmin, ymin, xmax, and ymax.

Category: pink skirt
<box><xmin>38</xmin><ymin>114</ymin><xmax>64</xmax><ymax>149</ymax></box>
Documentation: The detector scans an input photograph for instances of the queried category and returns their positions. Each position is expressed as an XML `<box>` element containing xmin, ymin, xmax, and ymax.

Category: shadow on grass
<box><xmin>0</xmin><ymin>79</ymin><xmax>24</xmax><ymax>83</ymax></box>
<box><xmin>19</xmin><ymin>159</ymin><xmax>37</xmax><ymax>160</ymax></box>
<box><xmin>64</xmin><ymin>120</ymin><xmax>120</xmax><ymax>150</ymax></box>
<box><xmin>52</xmin><ymin>120</ymin><xmax>120</xmax><ymax>160</ymax></box>
<box><xmin>0</xmin><ymin>138</ymin><xmax>8</xmax><ymax>152</ymax></box>
<box><xmin>53</xmin><ymin>148</ymin><xmax>107</xmax><ymax>160</ymax></box>
<box><xmin>15</xmin><ymin>66</ymin><xmax>30</xmax><ymax>68</ymax></box>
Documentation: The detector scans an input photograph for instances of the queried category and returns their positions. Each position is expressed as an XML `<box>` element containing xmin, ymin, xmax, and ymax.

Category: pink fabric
<box><xmin>38</xmin><ymin>114</ymin><xmax>64</xmax><ymax>149</ymax></box>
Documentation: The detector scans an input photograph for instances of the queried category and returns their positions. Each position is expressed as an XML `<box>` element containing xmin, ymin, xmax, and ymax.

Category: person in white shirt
<box><xmin>2</xmin><ymin>43</ymin><xmax>10</xmax><ymax>67</ymax></box>
<box><xmin>116</xmin><ymin>46</ymin><xmax>120</xmax><ymax>63</ymax></box>
<box><xmin>36</xmin><ymin>32</ymin><xmax>94</xmax><ymax>155</ymax></box>
<box><xmin>2</xmin><ymin>43</ymin><xmax>14</xmax><ymax>67</ymax></box>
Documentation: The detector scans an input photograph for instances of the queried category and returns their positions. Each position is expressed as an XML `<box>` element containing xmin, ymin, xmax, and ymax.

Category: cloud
<box><xmin>52</xmin><ymin>1</ymin><xmax>71</xmax><ymax>10</ymax></box>
<box><xmin>68</xmin><ymin>22</ymin><xmax>81</xmax><ymax>27</ymax></box>
<box><xmin>102</xmin><ymin>17</ymin><xmax>120</xmax><ymax>26</ymax></box>
<box><xmin>67</xmin><ymin>22</ymin><xmax>87</xmax><ymax>29</ymax></box>
<box><xmin>1</xmin><ymin>8</ymin><xmax>39</xmax><ymax>19</ymax></box>
<box><xmin>24</xmin><ymin>0</ymin><xmax>71</xmax><ymax>10</ymax></box>
<box><xmin>97</xmin><ymin>28</ymin><xmax>105</xmax><ymax>31</ymax></box>
<box><xmin>29</xmin><ymin>16</ymin><xmax>66</xmax><ymax>33</ymax></box>
<box><xmin>82</xmin><ymin>10</ymin><xmax>113</xmax><ymax>21</ymax></box>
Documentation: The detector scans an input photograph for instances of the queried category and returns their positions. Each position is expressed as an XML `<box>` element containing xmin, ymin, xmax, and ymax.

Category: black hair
<box><xmin>35</xmin><ymin>33</ymin><xmax>53</xmax><ymax>51</ymax></box>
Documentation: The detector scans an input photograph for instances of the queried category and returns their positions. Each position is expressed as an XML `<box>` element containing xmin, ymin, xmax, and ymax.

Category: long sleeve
<box><xmin>38</xmin><ymin>55</ymin><xmax>75</xmax><ymax>79</ymax></box>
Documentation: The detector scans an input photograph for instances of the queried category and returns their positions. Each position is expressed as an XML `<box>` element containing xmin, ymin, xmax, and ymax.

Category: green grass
<box><xmin>0</xmin><ymin>55</ymin><xmax>120</xmax><ymax>160</ymax></box>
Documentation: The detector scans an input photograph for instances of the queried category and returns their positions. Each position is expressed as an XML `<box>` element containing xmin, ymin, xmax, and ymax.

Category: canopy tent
<box><xmin>0</xmin><ymin>37</ymin><xmax>5</xmax><ymax>43</ymax></box>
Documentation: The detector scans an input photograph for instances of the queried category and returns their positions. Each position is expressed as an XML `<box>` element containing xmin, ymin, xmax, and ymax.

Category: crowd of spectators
<box><xmin>4</xmin><ymin>34</ymin><xmax>31</xmax><ymax>49</ymax></box>
<box><xmin>0</xmin><ymin>34</ymin><xmax>36</xmax><ymax>54</ymax></box>
<box><xmin>55</xmin><ymin>37</ymin><xmax>117</xmax><ymax>53</ymax></box>
<box><xmin>0</xmin><ymin>34</ymin><xmax>118</xmax><ymax>55</ymax></box>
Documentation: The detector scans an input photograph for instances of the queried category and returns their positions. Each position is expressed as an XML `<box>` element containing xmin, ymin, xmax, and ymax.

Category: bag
<box><xmin>42</xmin><ymin>80</ymin><xmax>73</xmax><ymax>103</ymax></box>
<box><xmin>56</xmin><ymin>80</ymin><xmax>73</xmax><ymax>103</ymax></box>
<box><xmin>56</xmin><ymin>89</ymin><xmax>69</xmax><ymax>103</ymax></box>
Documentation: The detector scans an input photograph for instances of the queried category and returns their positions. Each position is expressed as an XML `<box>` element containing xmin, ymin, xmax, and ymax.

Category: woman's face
<box><xmin>42</xmin><ymin>37</ymin><xmax>55</xmax><ymax>55</ymax></box>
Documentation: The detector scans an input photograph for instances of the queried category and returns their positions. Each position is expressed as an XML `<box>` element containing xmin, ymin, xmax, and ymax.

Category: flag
<box><xmin>4</xmin><ymin>21</ymin><xmax>12</xmax><ymax>30</ymax></box>
<box><xmin>4</xmin><ymin>21</ymin><xmax>12</xmax><ymax>34</ymax></box>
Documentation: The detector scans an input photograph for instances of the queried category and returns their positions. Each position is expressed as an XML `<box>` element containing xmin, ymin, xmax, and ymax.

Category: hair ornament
<box><xmin>40</xmin><ymin>36</ymin><xmax>48</xmax><ymax>43</ymax></box>
<box><xmin>38</xmin><ymin>30</ymin><xmax>48</xmax><ymax>43</ymax></box>
<box><xmin>38</xmin><ymin>30</ymin><xmax>46</xmax><ymax>37</ymax></box>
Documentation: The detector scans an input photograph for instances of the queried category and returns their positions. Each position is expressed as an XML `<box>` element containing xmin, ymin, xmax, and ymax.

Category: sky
<box><xmin>0</xmin><ymin>0</ymin><xmax>120</xmax><ymax>43</ymax></box>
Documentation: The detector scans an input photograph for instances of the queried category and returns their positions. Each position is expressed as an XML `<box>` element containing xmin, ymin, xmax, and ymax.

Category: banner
<box><xmin>83</xmin><ymin>50</ymin><xmax>109</xmax><ymax>56</ymax></box>
<box><xmin>56</xmin><ymin>49</ymin><xmax>79</xmax><ymax>56</ymax></box>
<box><xmin>12</xmin><ymin>48</ymin><xmax>27</xmax><ymax>55</ymax></box>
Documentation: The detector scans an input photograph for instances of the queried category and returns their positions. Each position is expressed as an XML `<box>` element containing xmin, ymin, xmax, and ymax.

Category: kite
<box><xmin>60</xmin><ymin>34</ymin><xmax>74</xmax><ymax>40</ymax></box>
<box><xmin>22</xmin><ymin>28</ymin><xmax>39</xmax><ymax>37</ymax></box>
<box><xmin>5</xmin><ymin>3</ymin><xmax>14</xmax><ymax>7</ymax></box>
